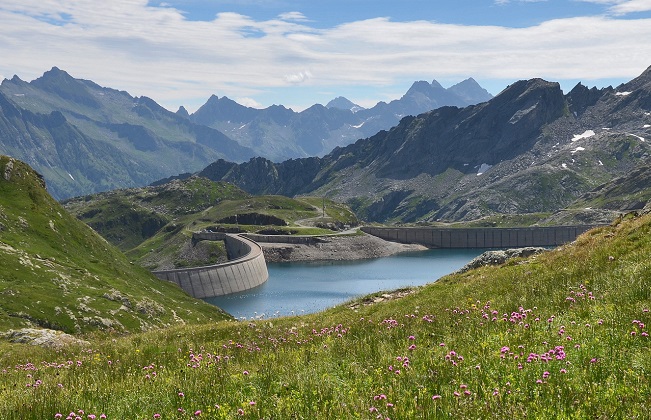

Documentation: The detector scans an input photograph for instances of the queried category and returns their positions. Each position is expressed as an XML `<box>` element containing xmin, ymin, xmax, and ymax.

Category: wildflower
<box><xmin>249</xmin><ymin>401</ymin><xmax>256</xmax><ymax>406</ymax></box>
<box><xmin>153</xmin><ymin>416</ymin><xmax>160</xmax><ymax>419</ymax></box>
<box><xmin>432</xmin><ymin>395</ymin><xmax>441</xmax><ymax>400</ymax></box>
<box><xmin>243</xmin><ymin>370</ymin><xmax>249</xmax><ymax>376</ymax></box>
<box><xmin>55</xmin><ymin>415</ymin><xmax>63</xmax><ymax>419</ymax></box>
<box><xmin>369</xmin><ymin>407</ymin><xmax>378</xmax><ymax>413</ymax></box>
<box><xmin>194</xmin><ymin>410</ymin><xmax>201</xmax><ymax>416</ymax></box>
<box><xmin>408</xmin><ymin>335</ymin><xmax>415</xmax><ymax>340</ymax></box>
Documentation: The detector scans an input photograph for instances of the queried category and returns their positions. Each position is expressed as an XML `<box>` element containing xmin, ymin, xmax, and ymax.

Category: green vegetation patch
<box><xmin>0</xmin><ymin>156</ymin><xmax>230</xmax><ymax>333</ymax></box>
<box><xmin>2</xmin><ymin>202</ymin><xmax>651</xmax><ymax>418</ymax></box>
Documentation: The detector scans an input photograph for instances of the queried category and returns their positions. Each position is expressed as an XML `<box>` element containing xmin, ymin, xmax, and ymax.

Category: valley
<box><xmin>1</xmin><ymin>64</ymin><xmax>651</xmax><ymax>419</ymax></box>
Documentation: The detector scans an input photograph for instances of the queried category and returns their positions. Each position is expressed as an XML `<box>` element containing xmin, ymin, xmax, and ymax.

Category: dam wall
<box><xmin>152</xmin><ymin>233</ymin><xmax>268</xmax><ymax>298</ymax></box>
<box><xmin>361</xmin><ymin>225</ymin><xmax>602</xmax><ymax>248</ymax></box>
<box><xmin>242</xmin><ymin>233</ymin><xmax>327</xmax><ymax>245</ymax></box>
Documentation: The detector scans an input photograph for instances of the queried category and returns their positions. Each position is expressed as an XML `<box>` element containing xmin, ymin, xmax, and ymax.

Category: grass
<box><xmin>66</xmin><ymin>184</ymin><xmax>361</xmax><ymax>270</ymax></box>
<box><xmin>0</xmin><ymin>156</ymin><xmax>231</xmax><ymax>333</ymax></box>
<box><xmin>2</xmin><ymin>207</ymin><xmax>651</xmax><ymax>418</ymax></box>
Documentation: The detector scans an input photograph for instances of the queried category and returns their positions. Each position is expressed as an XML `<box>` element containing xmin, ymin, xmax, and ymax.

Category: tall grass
<box><xmin>2</xmin><ymin>214</ymin><xmax>651</xmax><ymax>419</ymax></box>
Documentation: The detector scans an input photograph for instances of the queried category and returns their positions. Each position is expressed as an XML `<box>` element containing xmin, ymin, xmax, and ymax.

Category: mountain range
<box><xmin>0</xmin><ymin>68</ymin><xmax>491</xmax><ymax>200</ymax></box>
<box><xmin>189</xmin><ymin>78</ymin><xmax>492</xmax><ymax>160</ymax></box>
<box><xmin>189</xmin><ymin>66</ymin><xmax>651</xmax><ymax>223</ymax></box>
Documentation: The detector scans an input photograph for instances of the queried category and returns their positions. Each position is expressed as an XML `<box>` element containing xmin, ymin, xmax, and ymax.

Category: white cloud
<box><xmin>579</xmin><ymin>0</ymin><xmax>651</xmax><ymax>14</ymax></box>
<box><xmin>235</xmin><ymin>97</ymin><xmax>264</xmax><ymax>108</ymax></box>
<box><xmin>0</xmin><ymin>0</ymin><xmax>650</xmax><ymax>111</ymax></box>
<box><xmin>609</xmin><ymin>0</ymin><xmax>651</xmax><ymax>14</ymax></box>
<box><xmin>284</xmin><ymin>70</ymin><xmax>312</xmax><ymax>84</ymax></box>
<box><xmin>278</xmin><ymin>11</ymin><xmax>309</xmax><ymax>22</ymax></box>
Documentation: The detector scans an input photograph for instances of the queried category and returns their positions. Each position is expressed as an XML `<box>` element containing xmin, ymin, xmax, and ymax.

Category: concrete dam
<box><xmin>361</xmin><ymin>225</ymin><xmax>602</xmax><ymax>248</ymax></box>
<box><xmin>152</xmin><ymin>233</ymin><xmax>268</xmax><ymax>299</ymax></box>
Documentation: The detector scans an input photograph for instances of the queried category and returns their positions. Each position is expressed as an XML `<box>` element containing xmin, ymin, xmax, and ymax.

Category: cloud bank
<box><xmin>0</xmin><ymin>0</ymin><xmax>650</xmax><ymax>110</ymax></box>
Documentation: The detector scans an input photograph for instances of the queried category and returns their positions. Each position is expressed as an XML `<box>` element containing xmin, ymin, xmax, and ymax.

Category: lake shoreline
<box><xmin>259</xmin><ymin>232</ymin><xmax>428</xmax><ymax>263</ymax></box>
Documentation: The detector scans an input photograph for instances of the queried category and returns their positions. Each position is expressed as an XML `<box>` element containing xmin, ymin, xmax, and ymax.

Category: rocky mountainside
<box><xmin>0</xmin><ymin>155</ymin><xmax>230</xmax><ymax>333</ymax></box>
<box><xmin>189</xmin><ymin>78</ymin><xmax>492</xmax><ymax>160</ymax></box>
<box><xmin>194</xmin><ymin>66</ymin><xmax>651</xmax><ymax>223</ymax></box>
<box><xmin>0</xmin><ymin>67</ymin><xmax>255</xmax><ymax>199</ymax></box>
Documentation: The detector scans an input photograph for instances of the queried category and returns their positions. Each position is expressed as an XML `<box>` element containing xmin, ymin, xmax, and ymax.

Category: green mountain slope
<box><xmin>64</xmin><ymin>177</ymin><xmax>359</xmax><ymax>270</ymax></box>
<box><xmin>0</xmin><ymin>68</ymin><xmax>254</xmax><ymax>199</ymax></box>
<box><xmin>2</xmin><ymin>198</ymin><xmax>651</xmax><ymax>418</ymax></box>
<box><xmin>0</xmin><ymin>156</ymin><xmax>230</xmax><ymax>333</ymax></box>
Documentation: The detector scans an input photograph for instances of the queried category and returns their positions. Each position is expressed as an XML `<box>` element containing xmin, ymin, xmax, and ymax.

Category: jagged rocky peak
<box><xmin>404</xmin><ymin>80</ymin><xmax>444</xmax><ymax>98</ymax></box>
<box><xmin>2</xmin><ymin>74</ymin><xmax>25</xmax><ymax>86</ymax></box>
<box><xmin>176</xmin><ymin>105</ymin><xmax>190</xmax><ymax>119</ymax></box>
<box><xmin>566</xmin><ymin>82</ymin><xmax>606</xmax><ymax>116</ymax></box>
<box><xmin>430</xmin><ymin>79</ymin><xmax>445</xmax><ymax>90</ymax></box>
<box><xmin>448</xmin><ymin>78</ymin><xmax>494</xmax><ymax>103</ymax></box>
<box><xmin>36</xmin><ymin>66</ymin><xmax>74</xmax><ymax>83</ymax></box>
<box><xmin>498</xmin><ymin>78</ymin><xmax>562</xmax><ymax>103</ymax></box>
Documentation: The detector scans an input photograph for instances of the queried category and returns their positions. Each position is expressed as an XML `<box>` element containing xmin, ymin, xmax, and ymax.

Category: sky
<box><xmin>1</xmin><ymin>0</ymin><xmax>651</xmax><ymax>112</ymax></box>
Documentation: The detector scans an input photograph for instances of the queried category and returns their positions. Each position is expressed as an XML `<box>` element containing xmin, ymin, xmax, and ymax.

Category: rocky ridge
<box><xmin>191</xmin><ymin>66</ymin><xmax>651</xmax><ymax>223</ymax></box>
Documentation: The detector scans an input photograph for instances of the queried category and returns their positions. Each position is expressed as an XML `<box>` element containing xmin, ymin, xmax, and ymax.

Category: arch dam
<box><xmin>152</xmin><ymin>233</ymin><xmax>268</xmax><ymax>298</ymax></box>
<box><xmin>361</xmin><ymin>225</ymin><xmax>604</xmax><ymax>248</ymax></box>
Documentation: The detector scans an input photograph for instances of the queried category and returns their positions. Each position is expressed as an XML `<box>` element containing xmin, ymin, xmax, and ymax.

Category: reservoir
<box><xmin>204</xmin><ymin>248</ymin><xmax>486</xmax><ymax>319</ymax></box>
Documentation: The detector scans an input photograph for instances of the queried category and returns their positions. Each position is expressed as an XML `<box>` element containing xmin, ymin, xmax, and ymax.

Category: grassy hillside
<box><xmin>0</xmin><ymin>156</ymin><xmax>230</xmax><ymax>333</ymax></box>
<box><xmin>64</xmin><ymin>180</ymin><xmax>359</xmax><ymax>270</ymax></box>
<box><xmin>1</xmin><ymin>203</ymin><xmax>650</xmax><ymax>417</ymax></box>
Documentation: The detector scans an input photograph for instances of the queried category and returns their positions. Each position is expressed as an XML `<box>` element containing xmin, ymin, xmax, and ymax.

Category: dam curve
<box><xmin>152</xmin><ymin>233</ymin><xmax>269</xmax><ymax>298</ymax></box>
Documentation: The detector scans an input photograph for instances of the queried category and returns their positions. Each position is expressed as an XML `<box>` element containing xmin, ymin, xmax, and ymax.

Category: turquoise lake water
<box><xmin>204</xmin><ymin>248</ymin><xmax>486</xmax><ymax>319</ymax></box>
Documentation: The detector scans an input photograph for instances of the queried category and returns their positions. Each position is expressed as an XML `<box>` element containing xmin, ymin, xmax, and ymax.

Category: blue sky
<box><xmin>1</xmin><ymin>0</ymin><xmax>651</xmax><ymax>112</ymax></box>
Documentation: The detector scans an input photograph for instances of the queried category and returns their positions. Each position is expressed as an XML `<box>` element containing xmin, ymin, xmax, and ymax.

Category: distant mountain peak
<box><xmin>448</xmin><ymin>78</ymin><xmax>493</xmax><ymax>104</ymax></box>
<box><xmin>326</xmin><ymin>96</ymin><xmax>364</xmax><ymax>112</ymax></box>
<box><xmin>41</xmin><ymin>66</ymin><xmax>72</xmax><ymax>80</ymax></box>
<box><xmin>430</xmin><ymin>79</ymin><xmax>444</xmax><ymax>90</ymax></box>
<box><xmin>176</xmin><ymin>106</ymin><xmax>190</xmax><ymax>119</ymax></box>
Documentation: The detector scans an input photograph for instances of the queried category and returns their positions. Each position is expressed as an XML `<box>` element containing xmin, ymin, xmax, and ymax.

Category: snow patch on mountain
<box><xmin>477</xmin><ymin>163</ymin><xmax>492</xmax><ymax>176</ymax></box>
<box><xmin>572</xmin><ymin>130</ymin><xmax>595</xmax><ymax>142</ymax></box>
<box><xmin>627</xmin><ymin>133</ymin><xmax>645</xmax><ymax>142</ymax></box>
